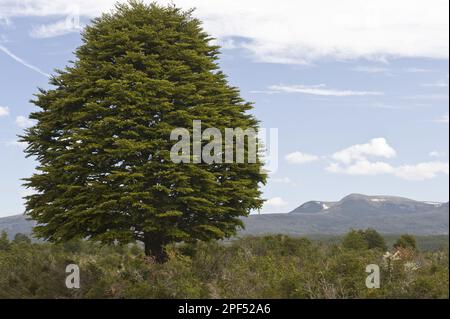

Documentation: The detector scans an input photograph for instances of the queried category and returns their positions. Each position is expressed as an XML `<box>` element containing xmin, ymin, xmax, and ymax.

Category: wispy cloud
<box><xmin>421</xmin><ymin>76</ymin><xmax>449</xmax><ymax>88</ymax></box>
<box><xmin>214</xmin><ymin>37</ymin><xmax>241</xmax><ymax>50</ymax></box>
<box><xmin>366</xmin><ymin>102</ymin><xmax>411</xmax><ymax>110</ymax></box>
<box><xmin>258</xmin><ymin>84</ymin><xmax>383</xmax><ymax>97</ymax></box>
<box><xmin>30</xmin><ymin>16</ymin><xmax>82</xmax><ymax>39</ymax></box>
<box><xmin>402</xmin><ymin>94</ymin><xmax>449</xmax><ymax>100</ymax></box>
<box><xmin>326</xmin><ymin>160</ymin><xmax>394</xmax><ymax>176</ymax></box>
<box><xmin>285</xmin><ymin>152</ymin><xmax>320</xmax><ymax>164</ymax></box>
<box><xmin>0</xmin><ymin>106</ymin><xmax>10</xmax><ymax>117</ymax></box>
<box><xmin>403</xmin><ymin>67</ymin><xmax>437</xmax><ymax>73</ymax></box>
<box><xmin>351</xmin><ymin>66</ymin><xmax>391</xmax><ymax>75</ymax></box>
<box><xmin>0</xmin><ymin>34</ymin><xmax>8</xmax><ymax>43</ymax></box>
<box><xmin>271</xmin><ymin>176</ymin><xmax>297</xmax><ymax>186</ymax></box>
<box><xmin>0</xmin><ymin>15</ymin><xmax>12</xmax><ymax>27</ymax></box>
<box><xmin>429</xmin><ymin>150</ymin><xmax>446</xmax><ymax>158</ymax></box>
<box><xmin>0</xmin><ymin>0</ymin><xmax>448</xmax><ymax>64</ymax></box>
<box><xmin>15</xmin><ymin>115</ymin><xmax>36</xmax><ymax>128</ymax></box>
<box><xmin>421</xmin><ymin>82</ymin><xmax>448</xmax><ymax>88</ymax></box>
<box><xmin>435</xmin><ymin>114</ymin><xmax>449</xmax><ymax>124</ymax></box>
<box><xmin>0</xmin><ymin>45</ymin><xmax>50</xmax><ymax>77</ymax></box>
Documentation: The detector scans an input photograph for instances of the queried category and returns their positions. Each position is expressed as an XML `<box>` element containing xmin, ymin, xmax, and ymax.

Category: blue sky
<box><xmin>0</xmin><ymin>0</ymin><xmax>448</xmax><ymax>217</ymax></box>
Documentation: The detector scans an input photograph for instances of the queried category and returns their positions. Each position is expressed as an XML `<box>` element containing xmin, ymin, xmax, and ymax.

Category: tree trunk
<box><xmin>143</xmin><ymin>234</ymin><xmax>168</xmax><ymax>263</ymax></box>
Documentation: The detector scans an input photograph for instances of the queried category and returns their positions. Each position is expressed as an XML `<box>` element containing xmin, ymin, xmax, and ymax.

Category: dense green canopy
<box><xmin>22</xmin><ymin>1</ymin><xmax>266</xmax><ymax>262</ymax></box>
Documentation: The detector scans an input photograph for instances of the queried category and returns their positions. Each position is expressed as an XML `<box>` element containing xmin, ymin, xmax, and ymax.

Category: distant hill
<box><xmin>0</xmin><ymin>214</ymin><xmax>35</xmax><ymax>239</ymax></box>
<box><xmin>241</xmin><ymin>194</ymin><xmax>449</xmax><ymax>236</ymax></box>
<box><xmin>1</xmin><ymin>194</ymin><xmax>449</xmax><ymax>238</ymax></box>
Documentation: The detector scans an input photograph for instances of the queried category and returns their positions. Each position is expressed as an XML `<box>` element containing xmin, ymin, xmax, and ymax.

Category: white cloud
<box><xmin>327</xmin><ymin>159</ymin><xmax>449</xmax><ymax>181</ymax></box>
<box><xmin>0</xmin><ymin>15</ymin><xmax>11</xmax><ymax>27</ymax></box>
<box><xmin>0</xmin><ymin>0</ymin><xmax>448</xmax><ymax>63</ymax></box>
<box><xmin>436</xmin><ymin>115</ymin><xmax>449</xmax><ymax>124</ymax></box>
<box><xmin>285</xmin><ymin>151</ymin><xmax>319</xmax><ymax>164</ymax></box>
<box><xmin>421</xmin><ymin>81</ymin><xmax>448</xmax><ymax>88</ymax></box>
<box><xmin>394</xmin><ymin>161</ymin><xmax>449</xmax><ymax>181</ymax></box>
<box><xmin>351</xmin><ymin>66</ymin><xmax>391</xmax><ymax>74</ymax></box>
<box><xmin>15</xmin><ymin>116</ymin><xmax>36</xmax><ymax>128</ymax></box>
<box><xmin>0</xmin><ymin>45</ymin><xmax>50</xmax><ymax>77</ymax></box>
<box><xmin>429</xmin><ymin>151</ymin><xmax>444</xmax><ymax>157</ymax></box>
<box><xmin>367</xmin><ymin>102</ymin><xmax>408</xmax><ymax>110</ymax></box>
<box><xmin>271</xmin><ymin>176</ymin><xmax>296</xmax><ymax>186</ymax></box>
<box><xmin>332</xmin><ymin>138</ymin><xmax>397</xmax><ymax>164</ymax></box>
<box><xmin>404</xmin><ymin>67</ymin><xmax>437</xmax><ymax>73</ymax></box>
<box><xmin>403</xmin><ymin>94</ymin><xmax>449</xmax><ymax>100</ymax></box>
<box><xmin>0</xmin><ymin>0</ymin><xmax>107</xmax><ymax>18</ymax></box>
<box><xmin>325</xmin><ymin>138</ymin><xmax>449</xmax><ymax>181</ymax></box>
<box><xmin>422</xmin><ymin>76</ymin><xmax>449</xmax><ymax>88</ymax></box>
<box><xmin>0</xmin><ymin>106</ymin><xmax>10</xmax><ymax>117</ymax></box>
<box><xmin>326</xmin><ymin>160</ymin><xmax>394</xmax><ymax>176</ymax></box>
<box><xmin>265</xmin><ymin>197</ymin><xmax>288</xmax><ymax>208</ymax></box>
<box><xmin>214</xmin><ymin>38</ymin><xmax>239</xmax><ymax>50</ymax></box>
<box><xmin>258</xmin><ymin>196</ymin><xmax>289</xmax><ymax>213</ymax></box>
<box><xmin>265</xmin><ymin>84</ymin><xmax>383</xmax><ymax>97</ymax></box>
<box><xmin>30</xmin><ymin>15</ymin><xmax>83</xmax><ymax>38</ymax></box>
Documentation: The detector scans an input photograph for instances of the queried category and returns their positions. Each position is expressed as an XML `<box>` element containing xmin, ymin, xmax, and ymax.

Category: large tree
<box><xmin>22</xmin><ymin>1</ymin><xmax>266</xmax><ymax>262</ymax></box>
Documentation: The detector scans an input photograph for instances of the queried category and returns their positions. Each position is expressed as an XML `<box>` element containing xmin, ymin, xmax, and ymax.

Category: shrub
<box><xmin>0</xmin><ymin>235</ymin><xmax>446</xmax><ymax>299</ymax></box>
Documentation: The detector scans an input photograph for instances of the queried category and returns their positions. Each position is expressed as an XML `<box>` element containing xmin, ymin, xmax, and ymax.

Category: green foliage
<box><xmin>342</xmin><ymin>229</ymin><xmax>368</xmax><ymax>250</ymax></box>
<box><xmin>13</xmin><ymin>233</ymin><xmax>32</xmax><ymax>244</ymax></box>
<box><xmin>362</xmin><ymin>228</ymin><xmax>387</xmax><ymax>250</ymax></box>
<box><xmin>303</xmin><ymin>234</ymin><xmax>448</xmax><ymax>251</ymax></box>
<box><xmin>342</xmin><ymin>229</ymin><xmax>387</xmax><ymax>251</ymax></box>
<box><xmin>0</xmin><ymin>231</ymin><xmax>10</xmax><ymax>251</ymax></box>
<box><xmin>21</xmin><ymin>1</ymin><xmax>265</xmax><ymax>261</ymax></box>
<box><xmin>394</xmin><ymin>234</ymin><xmax>417</xmax><ymax>250</ymax></box>
<box><xmin>0</xmin><ymin>235</ymin><xmax>447</xmax><ymax>299</ymax></box>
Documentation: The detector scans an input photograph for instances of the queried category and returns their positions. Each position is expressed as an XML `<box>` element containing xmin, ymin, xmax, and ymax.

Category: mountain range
<box><xmin>241</xmin><ymin>194</ymin><xmax>449</xmax><ymax>236</ymax></box>
<box><xmin>0</xmin><ymin>194</ymin><xmax>448</xmax><ymax>239</ymax></box>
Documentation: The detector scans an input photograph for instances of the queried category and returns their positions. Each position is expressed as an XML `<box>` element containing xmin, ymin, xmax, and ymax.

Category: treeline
<box><xmin>0</xmin><ymin>230</ymin><xmax>448</xmax><ymax>298</ymax></box>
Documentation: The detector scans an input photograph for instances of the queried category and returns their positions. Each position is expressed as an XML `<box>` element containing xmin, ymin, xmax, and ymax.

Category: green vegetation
<box><xmin>303</xmin><ymin>234</ymin><xmax>448</xmax><ymax>252</ymax></box>
<box><xmin>0</xmin><ymin>231</ymin><xmax>447</xmax><ymax>299</ymax></box>
<box><xmin>21</xmin><ymin>1</ymin><xmax>265</xmax><ymax>262</ymax></box>
<box><xmin>342</xmin><ymin>228</ymin><xmax>387</xmax><ymax>251</ymax></box>
<box><xmin>394</xmin><ymin>234</ymin><xmax>418</xmax><ymax>250</ymax></box>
